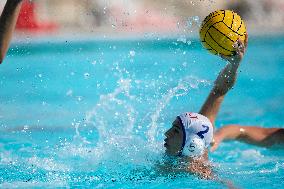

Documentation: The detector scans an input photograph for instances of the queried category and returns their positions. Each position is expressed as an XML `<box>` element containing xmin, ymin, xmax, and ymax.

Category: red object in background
<box><xmin>16</xmin><ymin>0</ymin><xmax>57</xmax><ymax>32</ymax></box>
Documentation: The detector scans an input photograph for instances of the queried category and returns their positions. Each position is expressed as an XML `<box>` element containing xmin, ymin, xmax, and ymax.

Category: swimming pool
<box><xmin>0</xmin><ymin>35</ymin><xmax>283</xmax><ymax>188</ymax></box>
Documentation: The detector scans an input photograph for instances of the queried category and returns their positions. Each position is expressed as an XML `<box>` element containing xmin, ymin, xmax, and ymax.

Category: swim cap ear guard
<box><xmin>178</xmin><ymin>112</ymin><xmax>213</xmax><ymax>157</ymax></box>
<box><xmin>182</xmin><ymin>135</ymin><xmax>205</xmax><ymax>157</ymax></box>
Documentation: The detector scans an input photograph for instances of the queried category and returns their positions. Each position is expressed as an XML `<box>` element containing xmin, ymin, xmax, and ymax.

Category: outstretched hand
<box><xmin>220</xmin><ymin>33</ymin><xmax>248</xmax><ymax>65</ymax></box>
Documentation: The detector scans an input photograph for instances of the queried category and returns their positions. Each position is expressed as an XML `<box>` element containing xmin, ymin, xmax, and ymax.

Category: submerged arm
<box><xmin>187</xmin><ymin>156</ymin><xmax>237</xmax><ymax>188</ymax></box>
<box><xmin>0</xmin><ymin>0</ymin><xmax>22</xmax><ymax>64</ymax></box>
<box><xmin>211</xmin><ymin>125</ymin><xmax>284</xmax><ymax>151</ymax></box>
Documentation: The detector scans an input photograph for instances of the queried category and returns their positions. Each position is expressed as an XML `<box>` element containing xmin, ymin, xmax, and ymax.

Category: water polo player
<box><xmin>164</xmin><ymin>35</ymin><xmax>248</xmax><ymax>179</ymax></box>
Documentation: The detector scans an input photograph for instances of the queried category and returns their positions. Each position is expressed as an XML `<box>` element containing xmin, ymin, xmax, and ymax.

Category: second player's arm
<box><xmin>211</xmin><ymin>125</ymin><xmax>284</xmax><ymax>151</ymax></box>
<box><xmin>0</xmin><ymin>0</ymin><xmax>23</xmax><ymax>63</ymax></box>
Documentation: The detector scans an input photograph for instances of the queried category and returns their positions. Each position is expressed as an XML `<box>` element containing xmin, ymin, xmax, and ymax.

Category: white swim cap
<box><xmin>177</xmin><ymin>112</ymin><xmax>213</xmax><ymax>157</ymax></box>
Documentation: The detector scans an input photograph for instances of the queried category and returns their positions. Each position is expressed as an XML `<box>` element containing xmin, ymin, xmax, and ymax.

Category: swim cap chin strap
<box><xmin>177</xmin><ymin>112</ymin><xmax>213</xmax><ymax>157</ymax></box>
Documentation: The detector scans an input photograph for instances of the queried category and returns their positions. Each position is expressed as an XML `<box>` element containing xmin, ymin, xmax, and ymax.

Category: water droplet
<box><xmin>129</xmin><ymin>50</ymin><xmax>135</xmax><ymax>57</ymax></box>
<box><xmin>84</xmin><ymin>73</ymin><xmax>90</xmax><ymax>79</ymax></box>
<box><xmin>66</xmin><ymin>89</ymin><xmax>73</xmax><ymax>96</ymax></box>
<box><xmin>177</xmin><ymin>36</ymin><xmax>187</xmax><ymax>43</ymax></box>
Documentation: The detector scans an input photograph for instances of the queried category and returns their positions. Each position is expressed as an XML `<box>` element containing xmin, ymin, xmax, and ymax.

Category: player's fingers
<box><xmin>232</xmin><ymin>40</ymin><xmax>238</xmax><ymax>49</ymax></box>
<box><xmin>234</xmin><ymin>38</ymin><xmax>245</xmax><ymax>54</ymax></box>
<box><xmin>238</xmin><ymin>40</ymin><xmax>245</xmax><ymax>54</ymax></box>
<box><xmin>244</xmin><ymin>33</ymin><xmax>248</xmax><ymax>48</ymax></box>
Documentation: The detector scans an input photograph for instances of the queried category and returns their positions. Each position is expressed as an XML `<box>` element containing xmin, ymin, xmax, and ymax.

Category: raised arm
<box><xmin>199</xmin><ymin>34</ymin><xmax>248</xmax><ymax>126</ymax></box>
<box><xmin>211</xmin><ymin>125</ymin><xmax>284</xmax><ymax>151</ymax></box>
<box><xmin>0</xmin><ymin>0</ymin><xmax>22</xmax><ymax>64</ymax></box>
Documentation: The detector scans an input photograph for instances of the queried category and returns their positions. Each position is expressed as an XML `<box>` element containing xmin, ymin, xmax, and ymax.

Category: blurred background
<box><xmin>1</xmin><ymin>0</ymin><xmax>284</xmax><ymax>38</ymax></box>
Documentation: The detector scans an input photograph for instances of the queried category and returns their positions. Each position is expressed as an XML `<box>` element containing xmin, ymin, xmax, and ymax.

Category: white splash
<box><xmin>146</xmin><ymin>76</ymin><xmax>210</xmax><ymax>145</ymax></box>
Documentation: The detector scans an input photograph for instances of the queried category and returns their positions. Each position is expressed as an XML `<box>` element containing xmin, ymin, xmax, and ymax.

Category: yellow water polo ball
<box><xmin>199</xmin><ymin>10</ymin><xmax>247</xmax><ymax>56</ymax></box>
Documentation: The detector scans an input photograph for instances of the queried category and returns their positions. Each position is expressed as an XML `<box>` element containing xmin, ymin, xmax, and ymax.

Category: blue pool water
<box><xmin>0</xmin><ymin>36</ymin><xmax>283</xmax><ymax>188</ymax></box>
